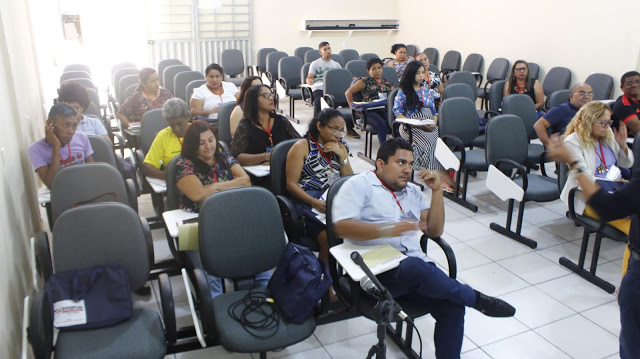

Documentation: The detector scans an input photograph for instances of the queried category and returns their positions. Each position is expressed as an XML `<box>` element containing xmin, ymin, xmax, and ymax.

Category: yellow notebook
<box><xmin>361</xmin><ymin>244</ymin><xmax>407</xmax><ymax>275</ymax></box>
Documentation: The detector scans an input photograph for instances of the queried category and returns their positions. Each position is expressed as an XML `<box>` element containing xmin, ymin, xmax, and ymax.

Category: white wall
<box><xmin>396</xmin><ymin>0</ymin><xmax>640</xmax><ymax>97</ymax></box>
<box><xmin>0</xmin><ymin>0</ymin><xmax>48</xmax><ymax>357</ymax></box>
<box><xmin>252</xmin><ymin>0</ymin><xmax>399</xmax><ymax>62</ymax></box>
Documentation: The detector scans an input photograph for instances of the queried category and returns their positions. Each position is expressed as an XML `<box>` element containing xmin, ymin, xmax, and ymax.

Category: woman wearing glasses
<box><xmin>503</xmin><ymin>60</ymin><xmax>545</xmax><ymax>118</ymax></box>
<box><xmin>561</xmin><ymin>102</ymin><xmax>633</xmax><ymax>230</ymax></box>
<box><xmin>231</xmin><ymin>84</ymin><xmax>300</xmax><ymax>167</ymax></box>
<box><xmin>285</xmin><ymin>109</ymin><xmax>353</xmax><ymax>263</ymax></box>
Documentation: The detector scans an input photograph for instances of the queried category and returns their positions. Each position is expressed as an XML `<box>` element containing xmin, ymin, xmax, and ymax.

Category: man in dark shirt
<box><xmin>548</xmin><ymin>135</ymin><xmax>639</xmax><ymax>359</ymax></box>
<box><xmin>534</xmin><ymin>83</ymin><xmax>593</xmax><ymax>146</ymax></box>
<box><xmin>612</xmin><ymin>71</ymin><xmax>640</xmax><ymax>136</ymax></box>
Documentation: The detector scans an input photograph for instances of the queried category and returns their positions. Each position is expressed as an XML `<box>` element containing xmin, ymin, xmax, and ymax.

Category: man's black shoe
<box><xmin>473</xmin><ymin>290</ymin><xmax>515</xmax><ymax>317</ymax></box>
<box><xmin>134</xmin><ymin>283</ymin><xmax>152</xmax><ymax>296</ymax></box>
<box><xmin>346</xmin><ymin>128</ymin><xmax>361</xmax><ymax>139</ymax></box>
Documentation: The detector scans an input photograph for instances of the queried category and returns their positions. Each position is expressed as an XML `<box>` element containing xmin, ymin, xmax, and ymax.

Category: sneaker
<box><xmin>346</xmin><ymin>128</ymin><xmax>361</xmax><ymax>139</ymax></box>
<box><xmin>473</xmin><ymin>290</ymin><xmax>515</xmax><ymax>317</ymax></box>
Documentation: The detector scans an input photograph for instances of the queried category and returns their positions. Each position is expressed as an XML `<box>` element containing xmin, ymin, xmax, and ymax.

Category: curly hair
<box><xmin>57</xmin><ymin>82</ymin><xmax>90</xmax><ymax>111</ymax></box>
<box><xmin>563</xmin><ymin>101</ymin><xmax>612</xmax><ymax>149</ymax></box>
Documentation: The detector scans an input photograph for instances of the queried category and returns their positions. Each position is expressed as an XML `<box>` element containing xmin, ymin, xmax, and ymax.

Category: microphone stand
<box><xmin>351</xmin><ymin>252</ymin><xmax>410</xmax><ymax>359</ymax></box>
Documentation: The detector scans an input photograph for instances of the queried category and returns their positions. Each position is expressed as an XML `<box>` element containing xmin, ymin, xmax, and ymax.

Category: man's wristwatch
<box><xmin>340</xmin><ymin>157</ymin><xmax>348</xmax><ymax>166</ymax></box>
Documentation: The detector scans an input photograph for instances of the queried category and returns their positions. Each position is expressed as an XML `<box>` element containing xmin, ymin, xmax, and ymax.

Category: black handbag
<box><xmin>268</xmin><ymin>243</ymin><xmax>332</xmax><ymax>324</ymax></box>
<box><xmin>44</xmin><ymin>264</ymin><xmax>133</xmax><ymax>330</ymax></box>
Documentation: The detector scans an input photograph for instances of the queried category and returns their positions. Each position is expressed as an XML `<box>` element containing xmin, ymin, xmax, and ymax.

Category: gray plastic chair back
<box><xmin>270</xmin><ymin>139</ymin><xmax>299</xmax><ymax>196</ymax></box>
<box><xmin>199</xmin><ymin>187</ymin><xmax>286</xmax><ymax>278</ymax></box>
<box><xmin>278</xmin><ymin>56</ymin><xmax>303</xmax><ymax>87</ymax></box>
<box><xmin>266</xmin><ymin>51</ymin><xmax>288</xmax><ymax>81</ymax></box>
<box><xmin>174</xmin><ymin>71</ymin><xmax>204</xmax><ymax>101</ymax></box>
<box><xmin>442</xmin><ymin>83</ymin><xmax>476</xmax><ymax>102</ymax></box>
<box><xmin>84</xmin><ymin>103</ymin><xmax>101</xmax><ymax>118</ymax></box>
<box><xmin>488</xmin><ymin>80</ymin><xmax>506</xmax><ymax>113</ymax></box>
<box><xmin>449</xmin><ymin>71</ymin><xmax>478</xmax><ymax>91</ymax></box>
<box><xmin>118</xmin><ymin>74</ymin><xmax>139</xmax><ymax>104</ymax></box>
<box><xmin>424</xmin><ymin>48</ymin><xmax>438</xmax><ymax>66</ymax></box>
<box><xmin>548</xmin><ymin>90</ymin><xmax>571</xmax><ymax>109</ymax></box>
<box><xmin>140</xmin><ymin>109</ymin><xmax>169</xmax><ymax>155</ymax></box>
<box><xmin>52</xmin><ymin>203</ymin><xmax>150</xmax><ymax>290</ymax></box>
<box><xmin>406</xmin><ymin>45</ymin><xmax>418</xmax><ymax>58</ymax></box>
<box><xmin>382</xmin><ymin>66</ymin><xmax>399</xmax><ymax>87</ymax></box>
<box><xmin>124</xmin><ymin>84</ymin><xmax>137</xmax><ymax>102</ymax></box>
<box><xmin>157</xmin><ymin>59</ymin><xmax>183</xmax><ymax>86</ymax></box>
<box><xmin>339</xmin><ymin>49</ymin><xmax>360</xmax><ymax>64</ymax></box>
<box><xmin>294</xmin><ymin>47</ymin><xmax>313</xmax><ymax>62</ymax></box>
<box><xmin>88</xmin><ymin>135</ymin><xmax>117</xmax><ymax>168</ymax></box>
<box><xmin>64</xmin><ymin>64</ymin><xmax>91</xmax><ymax>76</ymax></box>
<box><xmin>60</xmin><ymin>71</ymin><xmax>91</xmax><ymax>85</ymax></box>
<box><xmin>542</xmin><ymin>67</ymin><xmax>571</xmax><ymax>97</ymax></box>
<box><xmin>557</xmin><ymin>162</ymin><xmax>570</xmax><ymax>193</ymax></box>
<box><xmin>113</xmin><ymin>68</ymin><xmax>138</xmax><ymax>96</ymax></box>
<box><xmin>163</xmin><ymin>65</ymin><xmax>191</xmax><ymax>96</ymax></box>
<box><xmin>387</xmin><ymin>88</ymin><xmax>400</xmax><ymax>130</ymax></box>
<box><xmin>359</xmin><ymin>53</ymin><xmax>379</xmax><ymax>62</ymax></box>
<box><xmin>301</xmin><ymin>63</ymin><xmax>311</xmax><ymax>85</ymax></box>
<box><xmin>165</xmin><ymin>155</ymin><xmax>181</xmax><ymax>211</ymax></box>
<box><xmin>323</xmin><ymin>68</ymin><xmax>352</xmax><ymax>106</ymax></box>
<box><xmin>61</xmin><ymin>78</ymin><xmax>97</xmax><ymax>91</ymax></box>
<box><xmin>221</xmin><ymin>49</ymin><xmax>245</xmax><ymax>77</ymax></box>
<box><xmin>331</xmin><ymin>54</ymin><xmax>345</xmax><ymax>68</ymax></box>
<box><xmin>111</xmin><ymin>62</ymin><xmax>137</xmax><ymax>78</ymax></box>
<box><xmin>462</xmin><ymin>53</ymin><xmax>483</xmax><ymax>73</ymax></box>
<box><xmin>186</xmin><ymin>79</ymin><xmax>206</xmax><ymax>103</ymax></box>
<box><xmin>428</xmin><ymin>64</ymin><xmax>439</xmax><ymax>74</ymax></box>
<box><xmin>486</xmin><ymin>58</ymin><xmax>509</xmax><ymax>82</ymax></box>
<box><xmin>217</xmin><ymin>102</ymin><xmax>236</xmax><ymax>145</ymax></box>
<box><xmin>485</xmin><ymin>114</ymin><xmax>528</xmax><ymax>166</ymax></box>
<box><xmin>439</xmin><ymin>97</ymin><xmax>479</xmax><ymax>145</ymax></box>
<box><xmin>86</xmin><ymin>87</ymin><xmax>101</xmax><ymax>109</ymax></box>
<box><xmin>345</xmin><ymin>60</ymin><xmax>368</xmax><ymax>79</ymax></box>
<box><xmin>585</xmin><ymin>73</ymin><xmax>614</xmax><ymax>100</ymax></box>
<box><xmin>304</xmin><ymin>49</ymin><xmax>321</xmax><ymax>63</ymax></box>
<box><xmin>256</xmin><ymin>48</ymin><xmax>277</xmax><ymax>73</ymax></box>
<box><xmin>502</xmin><ymin>94</ymin><xmax>537</xmax><ymax>139</ymax></box>
<box><xmin>528</xmin><ymin>62</ymin><xmax>540</xmax><ymax>80</ymax></box>
<box><xmin>440</xmin><ymin>50</ymin><xmax>461</xmax><ymax>72</ymax></box>
<box><xmin>51</xmin><ymin>163</ymin><xmax>131</xmax><ymax>224</ymax></box>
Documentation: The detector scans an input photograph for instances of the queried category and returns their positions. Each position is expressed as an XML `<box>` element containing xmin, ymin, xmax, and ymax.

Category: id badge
<box><xmin>327</xmin><ymin>169</ymin><xmax>339</xmax><ymax>185</ymax></box>
<box><xmin>400</xmin><ymin>210</ymin><xmax>418</xmax><ymax>221</ymax></box>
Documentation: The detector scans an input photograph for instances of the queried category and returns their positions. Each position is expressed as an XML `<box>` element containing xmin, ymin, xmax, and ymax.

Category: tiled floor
<box><xmin>139</xmin><ymin>99</ymin><xmax>622</xmax><ymax>358</ymax></box>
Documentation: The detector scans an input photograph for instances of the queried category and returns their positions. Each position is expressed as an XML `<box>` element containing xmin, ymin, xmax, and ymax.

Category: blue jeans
<box><xmin>377</xmin><ymin>257</ymin><xmax>476</xmax><ymax>359</ymax></box>
<box><xmin>186</xmin><ymin>251</ymin><xmax>271</xmax><ymax>299</ymax></box>
<box><xmin>619</xmin><ymin>250</ymin><xmax>640</xmax><ymax>359</ymax></box>
<box><xmin>366</xmin><ymin>111</ymin><xmax>389</xmax><ymax>145</ymax></box>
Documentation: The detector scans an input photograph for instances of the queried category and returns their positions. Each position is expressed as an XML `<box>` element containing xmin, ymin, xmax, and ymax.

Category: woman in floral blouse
<box><xmin>345</xmin><ymin>57</ymin><xmax>395</xmax><ymax>145</ymax></box>
<box><xmin>116</xmin><ymin>67</ymin><xmax>173</xmax><ymax>128</ymax></box>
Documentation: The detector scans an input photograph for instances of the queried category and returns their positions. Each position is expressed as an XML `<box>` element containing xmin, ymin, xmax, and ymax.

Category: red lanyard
<box><xmin>59</xmin><ymin>143</ymin><xmax>72</xmax><ymax>167</ymax></box>
<box><xmin>143</xmin><ymin>90</ymin><xmax>160</xmax><ymax>108</ymax></box>
<box><xmin>261</xmin><ymin>117</ymin><xmax>273</xmax><ymax>147</ymax></box>
<box><xmin>211</xmin><ymin>158</ymin><xmax>218</xmax><ymax>183</ymax></box>
<box><xmin>372</xmin><ymin>170</ymin><xmax>405</xmax><ymax>214</ymax></box>
<box><xmin>595</xmin><ymin>141</ymin><xmax>607</xmax><ymax>169</ymax></box>
<box><xmin>308</xmin><ymin>135</ymin><xmax>331</xmax><ymax>167</ymax></box>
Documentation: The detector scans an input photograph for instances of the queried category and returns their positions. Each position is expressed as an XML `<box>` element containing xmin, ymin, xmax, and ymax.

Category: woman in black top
<box><xmin>503</xmin><ymin>60</ymin><xmax>545</xmax><ymax>118</ymax></box>
<box><xmin>231</xmin><ymin>84</ymin><xmax>300</xmax><ymax>165</ymax></box>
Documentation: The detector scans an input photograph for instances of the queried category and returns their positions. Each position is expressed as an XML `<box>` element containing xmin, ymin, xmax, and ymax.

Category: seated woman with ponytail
<box><xmin>285</xmin><ymin>108</ymin><xmax>353</xmax><ymax>263</ymax></box>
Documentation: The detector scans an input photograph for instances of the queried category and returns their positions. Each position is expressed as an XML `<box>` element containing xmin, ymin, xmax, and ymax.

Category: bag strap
<box><xmin>72</xmin><ymin>192</ymin><xmax>118</xmax><ymax>208</ymax></box>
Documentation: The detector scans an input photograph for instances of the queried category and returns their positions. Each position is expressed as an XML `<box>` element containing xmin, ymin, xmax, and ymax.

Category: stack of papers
<box><xmin>395</xmin><ymin>118</ymin><xmax>435</xmax><ymax>126</ymax></box>
<box><xmin>243</xmin><ymin>165</ymin><xmax>270</xmax><ymax>177</ymax></box>
<box><xmin>360</xmin><ymin>244</ymin><xmax>407</xmax><ymax>275</ymax></box>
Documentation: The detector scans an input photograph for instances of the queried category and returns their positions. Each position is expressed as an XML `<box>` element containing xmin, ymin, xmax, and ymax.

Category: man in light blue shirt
<box><xmin>333</xmin><ymin>138</ymin><xmax>515</xmax><ymax>358</ymax></box>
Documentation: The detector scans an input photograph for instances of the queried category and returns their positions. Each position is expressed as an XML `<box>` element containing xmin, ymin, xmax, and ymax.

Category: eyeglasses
<box><xmin>623</xmin><ymin>79</ymin><xmax>640</xmax><ymax>87</ymax></box>
<box><xmin>595</xmin><ymin>120</ymin><xmax>613</xmax><ymax>127</ymax></box>
<box><xmin>327</xmin><ymin>125</ymin><xmax>346</xmax><ymax>136</ymax></box>
<box><xmin>515</xmin><ymin>67</ymin><xmax>528</xmax><ymax>72</ymax></box>
<box><xmin>577</xmin><ymin>91</ymin><xmax>594</xmax><ymax>97</ymax></box>
<box><xmin>259</xmin><ymin>92</ymin><xmax>275</xmax><ymax>99</ymax></box>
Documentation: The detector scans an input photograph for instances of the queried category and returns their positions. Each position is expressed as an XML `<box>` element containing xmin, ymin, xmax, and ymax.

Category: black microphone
<box><xmin>351</xmin><ymin>251</ymin><xmax>411</xmax><ymax>322</ymax></box>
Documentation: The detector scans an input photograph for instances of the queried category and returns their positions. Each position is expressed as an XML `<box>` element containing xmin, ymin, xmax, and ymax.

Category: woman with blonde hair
<box><xmin>561</xmin><ymin>101</ymin><xmax>633</xmax><ymax>274</ymax></box>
